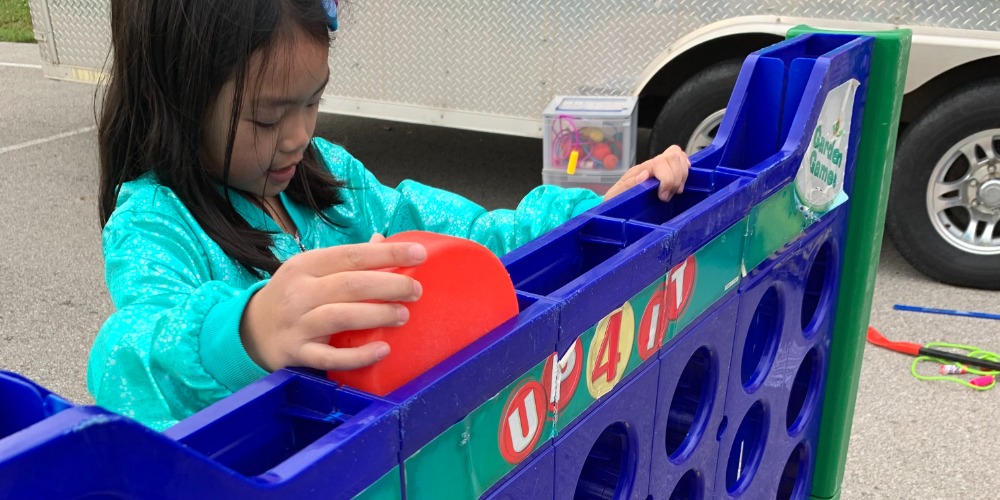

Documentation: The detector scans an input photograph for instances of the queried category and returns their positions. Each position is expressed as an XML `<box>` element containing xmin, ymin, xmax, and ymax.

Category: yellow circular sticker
<box><xmin>586</xmin><ymin>303</ymin><xmax>635</xmax><ymax>399</ymax></box>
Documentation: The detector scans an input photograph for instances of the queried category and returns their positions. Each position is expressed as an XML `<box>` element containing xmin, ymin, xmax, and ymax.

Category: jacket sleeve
<box><xmin>315</xmin><ymin>138</ymin><xmax>604</xmax><ymax>256</ymax></box>
<box><xmin>88</xmin><ymin>209</ymin><xmax>269</xmax><ymax>431</ymax></box>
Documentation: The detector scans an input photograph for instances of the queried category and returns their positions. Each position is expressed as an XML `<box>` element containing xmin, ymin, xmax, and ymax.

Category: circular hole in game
<box><xmin>665</xmin><ymin>347</ymin><xmax>716</xmax><ymax>462</ymax></box>
<box><xmin>669</xmin><ymin>469</ymin><xmax>703</xmax><ymax>500</ymax></box>
<box><xmin>741</xmin><ymin>286</ymin><xmax>783</xmax><ymax>392</ymax></box>
<box><xmin>786</xmin><ymin>348</ymin><xmax>822</xmax><ymax>436</ymax></box>
<box><xmin>776</xmin><ymin>442</ymin><xmax>810</xmax><ymax>500</ymax></box>
<box><xmin>725</xmin><ymin>401</ymin><xmax>768</xmax><ymax>495</ymax></box>
<box><xmin>575</xmin><ymin>422</ymin><xmax>635</xmax><ymax>500</ymax></box>
<box><xmin>801</xmin><ymin>241</ymin><xmax>835</xmax><ymax>338</ymax></box>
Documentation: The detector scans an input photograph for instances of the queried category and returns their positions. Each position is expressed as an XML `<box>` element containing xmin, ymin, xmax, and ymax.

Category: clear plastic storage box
<box><xmin>542</xmin><ymin>96</ymin><xmax>638</xmax><ymax>195</ymax></box>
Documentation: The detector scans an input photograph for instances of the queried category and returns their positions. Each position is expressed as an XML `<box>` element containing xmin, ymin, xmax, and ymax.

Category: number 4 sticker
<box><xmin>585</xmin><ymin>303</ymin><xmax>634</xmax><ymax>399</ymax></box>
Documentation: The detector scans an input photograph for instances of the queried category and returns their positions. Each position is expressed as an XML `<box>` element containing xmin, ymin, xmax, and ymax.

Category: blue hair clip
<box><xmin>323</xmin><ymin>0</ymin><xmax>338</xmax><ymax>31</ymax></box>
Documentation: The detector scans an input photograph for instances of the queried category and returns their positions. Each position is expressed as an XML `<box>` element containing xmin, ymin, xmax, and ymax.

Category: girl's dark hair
<box><xmin>98</xmin><ymin>0</ymin><xmax>343</xmax><ymax>277</ymax></box>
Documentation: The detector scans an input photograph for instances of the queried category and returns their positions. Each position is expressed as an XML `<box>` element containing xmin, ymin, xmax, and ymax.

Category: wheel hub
<box><xmin>978</xmin><ymin>179</ymin><xmax>1000</xmax><ymax>209</ymax></box>
<box><xmin>685</xmin><ymin>109</ymin><xmax>726</xmax><ymax>154</ymax></box>
<box><xmin>926</xmin><ymin>129</ymin><xmax>1000</xmax><ymax>255</ymax></box>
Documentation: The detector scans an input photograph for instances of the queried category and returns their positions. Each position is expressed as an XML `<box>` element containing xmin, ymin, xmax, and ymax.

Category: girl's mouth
<box><xmin>268</xmin><ymin>163</ymin><xmax>297</xmax><ymax>183</ymax></box>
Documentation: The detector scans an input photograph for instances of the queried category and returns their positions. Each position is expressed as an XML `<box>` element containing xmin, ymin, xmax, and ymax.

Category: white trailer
<box><xmin>28</xmin><ymin>0</ymin><xmax>1000</xmax><ymax>289</ymax></box>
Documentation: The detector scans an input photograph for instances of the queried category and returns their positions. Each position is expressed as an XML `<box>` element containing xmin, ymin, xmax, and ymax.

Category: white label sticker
<box><xmin>557</xmin><ymin>97</ymin><xmax>629</xmax><ymax>112</ymax></box>
<box><xmin>794</xmin><ymin>78</ymin><xmax>859</xmax><ymax>213</ymax></box>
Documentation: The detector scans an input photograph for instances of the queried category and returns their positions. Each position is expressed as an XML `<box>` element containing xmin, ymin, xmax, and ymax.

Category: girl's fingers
<box><xmin>295</xmin><ymin>341</ymin><xmax>391</xmax><ymax>372</ymax></box>
<box><xmin>603</xmin><ymin>145</ymin><xmax>690</xmax><ymax>202</ymax></box>
<box><xmin>299</xmin><ymin>301</ymin><xmax>410</xmax><ymax>338</ymax></box>
<box><xmin>677</xmin><ymin>158</ymin><xmax>689</xmax><ymax>193</ymax></box>
<box><xmin>369</xmin><ymin>232</ymin><xmax>387</xmax><ymax>243</ymax></box>
<box><xmin>296</xmin><ymin>241</ymin><xmax>427</xmax><ymax>276</ymax></box>
<box><xmin>603</xmin><ymin>166</ymin><xmax>645</xmax><ymax>201</ymax></box>
<box><xmin>310</xmin><ymin>270</ymin><xmax>422</xmax><ymax>304</ymax></box>
<box><xmin>655</xmin><ymin>145</ymin><xmax>690</xmax><ymax>200</ymax></box>
<box><xmin>656</xmin><ymin>165</ymin><xmax>678</xmax><ymax>201</ymax></box>
<box><xmin>635</xmin><ymin>169</ymin><xmax>651</xmax><ymax>186</ymax></box>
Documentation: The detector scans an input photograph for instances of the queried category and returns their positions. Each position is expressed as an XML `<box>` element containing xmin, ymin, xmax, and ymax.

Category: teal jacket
<box><xmin>89</xmin><ymin>138</ymin><xmax>602</xmax><ymax>430</ymax></box>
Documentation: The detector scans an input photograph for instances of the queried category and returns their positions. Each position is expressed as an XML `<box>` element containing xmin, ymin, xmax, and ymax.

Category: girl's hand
<box><xmin>241</xmin><ymin>238</ymin><xmax>426</xmax><ymax>372</ymax></box>
<box><xmin>603</xmin><ymin>145</ymin><xmax>691</xmax><ymax>202</ymax></box>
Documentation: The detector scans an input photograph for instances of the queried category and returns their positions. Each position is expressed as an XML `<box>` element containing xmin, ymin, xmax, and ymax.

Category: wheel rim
<box><xmin>685</xmin><ymin>109</ymin><xmax>726</xmax><ymax>154</ymax></box>
<box><xmin>925</xmin><ymin>129</ymin><xmax>1000</xmax><ymax>256</ymax></box>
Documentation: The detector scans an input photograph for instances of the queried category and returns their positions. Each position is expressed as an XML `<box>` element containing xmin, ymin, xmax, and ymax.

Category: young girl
<box><xmin>90</xmin><ymin>0</ymin><xmax>690</xmax><ymax>431</ymax></box>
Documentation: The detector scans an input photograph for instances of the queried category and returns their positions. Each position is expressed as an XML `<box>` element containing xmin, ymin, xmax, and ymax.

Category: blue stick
<box><xmin>894</xmin><ymin>304</ymin><xmax>1000</xmax><ymax>321</ymax></box>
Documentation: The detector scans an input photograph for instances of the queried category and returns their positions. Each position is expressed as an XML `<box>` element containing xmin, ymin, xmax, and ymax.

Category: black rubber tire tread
<box><xmin>647</xmin><ymin>59</ymin><xmax>742</xmax><ymax>158</ymax></box>
<box><xmin>886</xmin><ymin>79</ymin><xmax>1000</xmax><ymax>290</ymax></box>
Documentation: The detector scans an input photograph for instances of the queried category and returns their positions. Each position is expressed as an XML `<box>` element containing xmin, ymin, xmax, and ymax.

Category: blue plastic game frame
<box><xmin>0</xmin><ymin>31</ymin><xmax>886</xmax><ymax>500</ymax></box>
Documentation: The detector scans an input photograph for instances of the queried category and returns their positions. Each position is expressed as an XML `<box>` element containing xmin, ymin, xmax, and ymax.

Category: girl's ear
<box><xmin>323</xmin><ymin>0</ymin><xmax>338</xmax><ymax>31</ymax></box>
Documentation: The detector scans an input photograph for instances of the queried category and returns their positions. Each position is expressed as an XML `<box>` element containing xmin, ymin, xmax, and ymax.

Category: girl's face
<box><xmin>202</xmin><ymin>29</ymin><xmax>330</xmax><ymax>199</ymax></box>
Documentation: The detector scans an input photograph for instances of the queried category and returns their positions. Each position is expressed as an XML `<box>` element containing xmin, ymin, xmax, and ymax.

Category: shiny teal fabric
<box><xmin>88</xmin><ymin>138</ymin><xmax>602</xmax><ymax>430</ymax></box>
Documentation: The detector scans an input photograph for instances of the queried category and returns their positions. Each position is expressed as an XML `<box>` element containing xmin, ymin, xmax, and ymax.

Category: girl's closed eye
<box><xmin>250</xmin><ymin>110</ymin><xmax>283</xmax><ymax>129</ymax></box>
<box><xmin>253</xmin><ymin>118</ymin><xmax>281</xmax><ymax>129</ymax></box>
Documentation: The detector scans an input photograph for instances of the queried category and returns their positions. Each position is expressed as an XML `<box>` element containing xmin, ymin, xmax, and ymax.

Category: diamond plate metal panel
<box><xmin>46</xmin><ymin>0</ymin><xmax>111</xmax><ymax>68</ymax></box>
<box><xmin>434</xmin><ymin>1</ymin><xmax>551</xmax><ymax>116</ymax></box>
<box><xmin>25</xmin><ymin>0</ymin><xmax>1000</xmax><ymax>122</ymax></box>
<box><xmin>546</xmin><ymin>0</ymin><xmax>909</xmax><ymax>99</ymax></box>
<box><xmin>27</xmin><ymin>0</ymin><xmax>58</xmax><ymax>64</ymax></box>
<box><xmin>329</xmin><ymin>0</ymin><xmax>551</xmax><ymax>119</ymax></box>
<box><xmin>328</xmin><ymin>0</ymin><xmax>1000</xmax><ymax>122</ymax></box>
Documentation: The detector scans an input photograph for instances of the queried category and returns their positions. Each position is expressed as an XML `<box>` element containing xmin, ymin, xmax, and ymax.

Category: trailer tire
<box><xmin>886</xmin><ymin>80</ymin><xmax>1000</xmax><ymax>290</ymax></box>
<box><xmin>648</xmin><ymin>59</ymin><xmax>742</xmax><ymax>158</ymax></box>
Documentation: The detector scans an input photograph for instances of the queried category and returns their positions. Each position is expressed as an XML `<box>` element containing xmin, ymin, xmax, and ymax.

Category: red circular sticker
<box><xmin>637</xmin><ymin>283</ymin><xmax>668</xmax><ymax>360</ymax></box>
<box><xmin>665</xmin><ymin>255</ymin><xmax>697</xmax><ymax>320</ymax></box>
<box><xmin>543</xmin><ymin>339</ymin><xmax>584</xmax><ymax>414</ymax></box>
<box><xmin>498</xmin><ymin>380</ymin><xmax>547</xmax><ymax>464</ymax></box>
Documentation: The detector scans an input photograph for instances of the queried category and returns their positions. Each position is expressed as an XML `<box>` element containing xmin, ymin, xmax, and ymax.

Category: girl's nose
<box><xmin>279</xmin><ymin>114</ymin><xmax>312</xmax><ymax>154</ymax></box>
